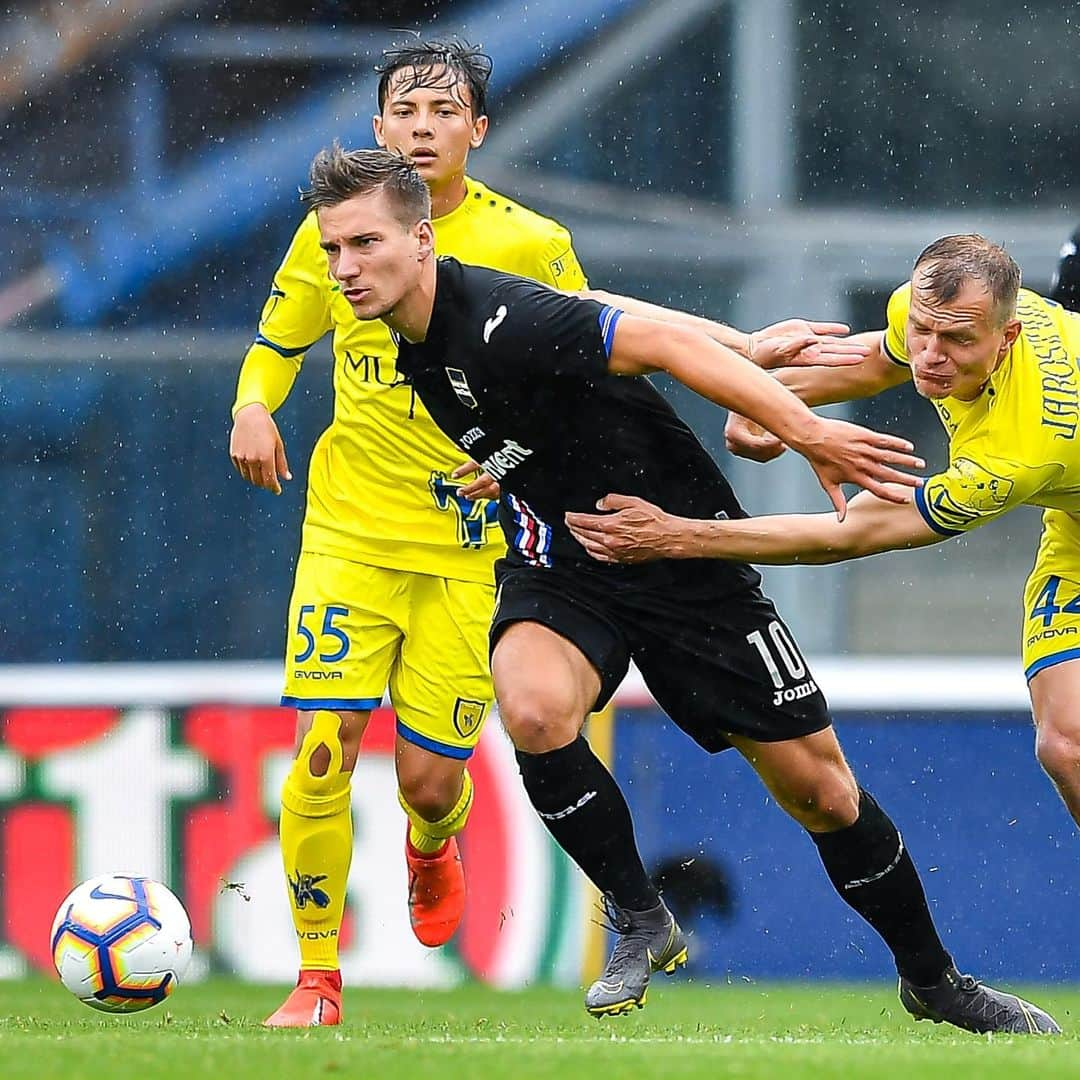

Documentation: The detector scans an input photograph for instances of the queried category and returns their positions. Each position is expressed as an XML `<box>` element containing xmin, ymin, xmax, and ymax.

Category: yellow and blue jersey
<box><xmin>883</xmin><ymin>283</ymin><xmax>1080</xmax><ymax>536</ymax></box>
<box><xmin>233</xmin><ymin>176</ymin><xmax>587</xmax><ymax>584</ymax></box>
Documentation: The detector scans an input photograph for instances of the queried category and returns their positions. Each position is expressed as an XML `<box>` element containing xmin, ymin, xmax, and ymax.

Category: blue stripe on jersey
<box><xmin>913</xmin><ymin>483</ymin><xmax>964</xmax><ymax>537</ymax></box>
<box><xmin>506</xmin><ymin>494</ymin><xmax>552</xmax><ymax>567</ymax></box>
<box><xmin>1025</xmin><ymin>647</ymin><xmax>1080</xmax><ymax>681</ymax></box>
<box><xmin>396</xmin><ymin>719</ymin><xmax>474</xmax><ymax>759</ymax></box>
<box><xmin>254</xmin><ymin>334</ymin><xmax>317</xmax><ymax>359</ymax></box>
<box><xmin>597</xmin><ymin>305</ymin><xmax>623</xmax><ymax>358</ymax></box>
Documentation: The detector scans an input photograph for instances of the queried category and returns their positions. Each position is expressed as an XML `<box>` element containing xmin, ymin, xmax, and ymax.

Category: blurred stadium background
<box><xmin>0</xmin><ymin>0</ymin><xmax>1075</xmax><ymax>995</ymax></box>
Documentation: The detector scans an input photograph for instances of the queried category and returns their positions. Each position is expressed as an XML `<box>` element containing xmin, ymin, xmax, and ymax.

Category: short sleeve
<box><xmin>540</xmin><ymin>225</ymin><xmax>588</xmax><ymax>290</ymax></box>
<box><xmin>480</xmin><ymin>275</ymin><xmax>610</xmax><ymax>382</ymax></box>
<box><xmin>883</xmin><ymin>283</ymin><xmax>911</xmax><ymax>366</ymax></box>
<box><xmin>914</xmin><ymin>453</ymin><xmax>1062</xmax><ymax>536</ymax></box>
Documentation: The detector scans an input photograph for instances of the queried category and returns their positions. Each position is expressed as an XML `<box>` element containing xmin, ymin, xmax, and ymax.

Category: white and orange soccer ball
<box><xmin>50</xmin><ymin>874</ymin><xmax>193</xmax><ymax>1012</ymax></box>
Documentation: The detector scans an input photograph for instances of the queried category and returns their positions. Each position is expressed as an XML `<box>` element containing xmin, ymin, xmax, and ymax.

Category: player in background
<box><xmin>570</xmin><ymin>233</ymin><xmax>1080</xmax><ymax>837</ymax></box>
<box><xmin>229</xmin><ymin>40</ymin><xmax>588</xmax><ymax>1028</ymax></box>
<box><xmin>304</xmin><ymin>148</ymin><xmax>1058</xmax><ymax>1035</ymax></box>
<box><xmin>228</xmin><ymin>40</ymin><xmax>863</xmax><ymax>1028</ymax></box>
<box><xmin>1050</xmin><ymin>223</ymin><xmax>1080</xmax><ymax>312</ymax></box>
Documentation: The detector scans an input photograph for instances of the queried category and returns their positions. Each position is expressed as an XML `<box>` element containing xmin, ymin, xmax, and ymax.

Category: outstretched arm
<box><xmin>606</xmin><ymin>316</ymin><xmax>923</xmax><ymax>516</ymax></box>
<box><xmin>565</xmin><ymin>489</ymin><xmax>944</xmax><ymax>566</ymax></box>
<box><xmin>725</xmin><ymin>331</ymin><xmax>914</xmax><ymax>462</ymax></box>
<box><xmin>578</xmin><ymin>287</ymin><xmax>870</xmax><ymax>368</ymax></box>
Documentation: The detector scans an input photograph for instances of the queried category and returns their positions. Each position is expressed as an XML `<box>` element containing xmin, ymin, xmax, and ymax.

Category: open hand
<box><xmin>750</xmin><ymin>319</ymin><xmax>870</xmax><ymax>370</ymax></box>
<box><xmin>565</xmin><ymin>494</ymin><xmax>677</xmax><ymax>564</ymax></box>
<box><xmin>796</xmin><ymin>417</ymin><xmax>924</xmax><ymax>520</ymax></box>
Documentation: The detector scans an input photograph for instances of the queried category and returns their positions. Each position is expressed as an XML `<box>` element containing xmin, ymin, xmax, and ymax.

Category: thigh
<box><xmin>489</xmin><ymin>560</ymin><xmax>630</xmax><ymax>712</ymax></box>
<box><xmin>1022</xmin><ymin>510</ymin><xmax>1080</xmax><ymax>681</ymax></box>
<box><xmin>389</xmin><ymin>575</ymin><xmax>495</xmax><ymax>760</ymax></box>
<box><xmin>628</xmin><ymin>586</ymin><xmax>831</xmax><ymax>752</ymax></box>
<box><xmin>1029</xmin><ymin>657</ymin><xmax>1080</xmax><ymax>739</ymax></box>
<box><xmin>281</xmin><ymin>552</ymin><xmax>404</xmax><ymax>711</ymax></box>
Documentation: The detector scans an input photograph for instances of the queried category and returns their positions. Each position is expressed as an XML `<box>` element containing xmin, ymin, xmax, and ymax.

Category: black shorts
<box><xmin>491</xmin><ymin>559</ymin><xmax>831</xmax><ymax>752</ymax></box>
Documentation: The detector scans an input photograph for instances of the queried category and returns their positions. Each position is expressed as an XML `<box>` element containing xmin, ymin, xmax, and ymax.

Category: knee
<box><xmin>1036</xmin><ymin>722</ymin><xmax>1080</xmax><ymax>786</ymax></box>
<box><xmin>293</xmin><ymin>709</ymin><xmax>366</xmax><ymax>777</ymax></box>
<box><xmin>775</xmin><ymin>771</ymin><xmax>860</xmax><ymax>832</ymax></box>
<box><xmin>397</xmin><ymin>764</ymin><xmax>463</xmax><ymax>822</ymax></box>
<box><xmin>498</xmin><ymin>688</ymin><xmax>582</xmax><ymax>754</ymax></box>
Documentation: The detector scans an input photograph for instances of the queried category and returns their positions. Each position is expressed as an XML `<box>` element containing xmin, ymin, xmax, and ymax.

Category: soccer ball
<box><xmin>50</xmin><ymin>874</ymin><xmax>193</xmax><ymax>1013</ymax></box>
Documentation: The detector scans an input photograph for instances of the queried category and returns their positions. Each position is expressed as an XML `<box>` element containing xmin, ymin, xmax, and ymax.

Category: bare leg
<box><xmin>1029</xmin><ymin>660</ymin><xmax>1080</xmax><ymax>825</ymax></box>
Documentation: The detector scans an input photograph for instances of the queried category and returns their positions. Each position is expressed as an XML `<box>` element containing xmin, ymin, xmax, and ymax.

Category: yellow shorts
<box><xmin>281</xmin><ymin>551</ymin><xmax>495</xmax><ymax>759</ymax></box>
<box><xmin>1022</xmin><ymin>509</ymin><xmax>1080</xmax><ymax>680</ymax></box>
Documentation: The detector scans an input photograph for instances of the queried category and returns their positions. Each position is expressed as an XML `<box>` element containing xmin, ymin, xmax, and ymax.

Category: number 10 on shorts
<box><xmin>746</xmin><ymin>621</ymin><xmax>806</xmax><ymax>690</ymax></box>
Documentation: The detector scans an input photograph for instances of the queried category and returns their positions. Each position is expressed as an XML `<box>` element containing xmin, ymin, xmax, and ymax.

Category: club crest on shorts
<box><xmin>445</xmin><ymin>367</ymin><xmax>478</xmax><ymax>409</ymax></box>
<box><xmin>452</xmin><ymin>697</ymin><xmax>487</xmax><ymax>739</ymax></box>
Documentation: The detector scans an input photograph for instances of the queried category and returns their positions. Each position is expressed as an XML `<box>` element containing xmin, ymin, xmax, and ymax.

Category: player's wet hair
<box><xmin>302</xmin><ymin>144</ymin><xmax>431</xmax><ymax>225</ymax></box>
<box><xmin>912</xmin><ymin>234</ymin><xmax>1021</xmax><ymax>327</ymax></box>
<box><xmin>375</xmin><ymin>37</ymin><xmax>493</xmax><ymax>118</ymax></box>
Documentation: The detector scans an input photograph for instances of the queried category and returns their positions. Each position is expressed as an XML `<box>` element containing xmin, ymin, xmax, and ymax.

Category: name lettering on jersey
<box><xmin>344</xmin><ymin>351</ymin><xmax>406</xmax><ymax>387</ymax></box>
<box><xmin>483</xmin><ymin>305</ymin><xmax>508</xmax><ymax>343</ymax></box>
<box><xmin>461</xmin><ymin>426</ymin><xmax>485</xmax><ymax>449</ymax></box>
<box><xmin>478</xmin><ymin>439</ymin><xmax>534</xmax><ymax>480</ymax></box>
<box><xmin>1019</xmin><ymin>297</ymin><xmax>1079</xmax><ymax>439</ymax></box>
<box><xmin>445</xmin><ymin>367</ymin><xmax>478</xmax><ymax>409</ymax></box>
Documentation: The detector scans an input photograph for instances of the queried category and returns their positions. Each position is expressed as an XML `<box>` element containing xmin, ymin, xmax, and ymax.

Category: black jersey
<box><xmin>395</xmin><ymin>258</ymin><xmax>760</xmax><ymax>592</ymax></box>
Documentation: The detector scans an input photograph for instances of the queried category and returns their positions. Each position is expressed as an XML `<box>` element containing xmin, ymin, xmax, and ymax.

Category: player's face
<box><xmin>373</xmin><ymin>66</ymin><xmax>488</xmax><ymax>190</ymax></box>
<box><xmin>906</xmin><ymin>271</ymin><xmax>1020</xmax><ymax>401</ymax></box>
<box><xmin>317</xmin><ymin>190</ymin><xmax>433</xmax><ymax>320</ymax></box>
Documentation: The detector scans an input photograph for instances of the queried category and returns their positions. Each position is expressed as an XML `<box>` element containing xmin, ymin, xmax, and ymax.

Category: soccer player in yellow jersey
<box><xmin>229</xmin><ymin>40</ymin><xmax>588</xmax><ymax>1028</ymax></box>
<box><xmin>567</xmin><ymin>233</ymin><xmax>1080</xmax><ymax>840</ymax></box>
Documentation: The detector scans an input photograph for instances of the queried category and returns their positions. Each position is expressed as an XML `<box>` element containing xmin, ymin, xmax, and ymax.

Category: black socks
<box><xmin>516</xmin><ymin>736</ymin><xmax>660</xmax><ymax>912</ymax></box>
<box><xmin>810</xmin><ymin>788</ymin><xmax>952</xmax><ymax>985</ymax></box>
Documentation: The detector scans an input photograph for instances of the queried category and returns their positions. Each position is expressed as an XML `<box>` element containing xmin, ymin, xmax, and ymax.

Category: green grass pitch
<box><xmin>3</xmin><ymin>978</ymin><xmax>1078</xmax><ymax>1079</ymax></box>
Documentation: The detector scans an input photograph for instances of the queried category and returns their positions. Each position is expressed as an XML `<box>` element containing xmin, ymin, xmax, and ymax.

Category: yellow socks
<box><xmin>401</xmin><ymin>769</ymin><xmax>474</xmax><ymax>854</ymax></box>
<box><xmin>279</xmin><ymin>710</ymin><xmax>353</xmax><ymax>970</ymax></box>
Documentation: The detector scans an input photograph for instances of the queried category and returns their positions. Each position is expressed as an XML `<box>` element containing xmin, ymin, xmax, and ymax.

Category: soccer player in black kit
<box><xmin>302</xmin><ymin>145</ymin><xmax>1059</xmax><ymax>1036</ymax></box>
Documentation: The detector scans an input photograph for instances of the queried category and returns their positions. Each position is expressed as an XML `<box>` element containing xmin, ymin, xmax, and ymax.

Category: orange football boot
<box><xmin>263</xmin><ymin>968</ymin><xmax>342</xmax><ymax>1027</ymax></box>
<box><xmin>405</xmin><ymin>828</ymin><xmax>466</xmax><ymax>947</ymax></box>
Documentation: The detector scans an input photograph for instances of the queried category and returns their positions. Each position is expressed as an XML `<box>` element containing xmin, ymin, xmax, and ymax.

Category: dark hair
<box><xmin>1050</xmin><ymin>225</ymin><xmax>1080</xmax><ymax>313</ymax></box>
<box><xmin>301</xmin><ymin>144</ymin><xmax>431</xmax><ymax>224</ymax></box>
<box><xmin>375</xmin><ymin>37</ymin><xmax>493</xmax><ymax>118</ymax></box>
<box><xmin>912</xmin><ymin>234</ymin><xmax>1021</xmax><ymax>327</ymax></box>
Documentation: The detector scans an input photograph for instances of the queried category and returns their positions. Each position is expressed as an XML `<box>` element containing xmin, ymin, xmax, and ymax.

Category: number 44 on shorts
<box><xmin>1029</xmin><ymin>576</ymin><xmax>1080</xmax><ymax>627</ymax></box>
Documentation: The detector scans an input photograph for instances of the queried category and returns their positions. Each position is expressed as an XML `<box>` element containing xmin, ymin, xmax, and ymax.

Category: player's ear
<box><xmin>416</xmin><ymin>219</ymin><xmax>435</xmax><ymax>259</ymax></box>
<box><xmin>1000</xmin><ymin>318</ymin><xmax>1021</xmax><ymax>354</ymax></box>
<box><xmin>469</xmin><ymin>115</ymin><xmax>489</xmax><ymax>150</ymax></box>
<box><xmin>373</xmin><ymin>114</ymin><xmax>386</xmax><ymax>146</ymax></box>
